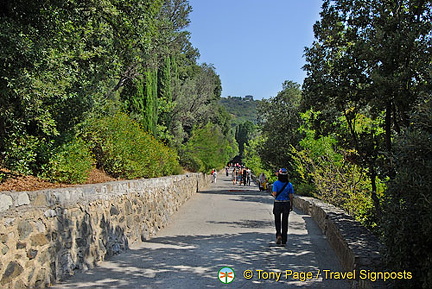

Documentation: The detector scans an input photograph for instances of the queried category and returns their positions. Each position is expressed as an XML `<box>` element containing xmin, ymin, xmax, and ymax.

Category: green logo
<box><xmin>218</xmin><ymin>267</ymin><xmax>235</xmax><ymax>284</ymax></box>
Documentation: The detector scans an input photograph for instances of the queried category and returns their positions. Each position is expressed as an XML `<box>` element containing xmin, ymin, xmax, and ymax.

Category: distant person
<box><xmin>232</xmin><ymin>168</ymin><xmax>237</xmax><ymax>185</ymax></box>
<box><xmin>271</xmin><ymin>168</ymin><xmax>294</xmax><ymax>246</ymax></box>
<box><xmin>246</xmin><ymin>167</ymin><xmax>251</xmax><ymax>186</ymax></box>
<box><xmin>258</xmin><ymin>173</ymin><xmax>267</xmax><ymax>191</ymax></box>
<box><xmin>242</xmin><ymin>168</ymin><xmax>248</xmax><ymax>186</ymax></box>
<box><xmin>212</xmin><ymin>169</ymin><xmax>217</xmax><ymax>183</ymax></box>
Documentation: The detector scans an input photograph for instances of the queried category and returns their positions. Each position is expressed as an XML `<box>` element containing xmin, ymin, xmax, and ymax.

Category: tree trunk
<box><xmin>385</xmin><ymin>102</ymin><xmax>392</xmax><ymax>152</ymax></box>
<box><xmin>370</xmin><ymin>165</ymin><xmax>382</xmax><ymax>220</ymax></box>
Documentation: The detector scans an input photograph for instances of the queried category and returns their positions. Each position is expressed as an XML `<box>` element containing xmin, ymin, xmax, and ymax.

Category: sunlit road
<box><xmin>51</xmin><ymin>173</ymin><xmax>350</xmax><ymax>288</ymax></box>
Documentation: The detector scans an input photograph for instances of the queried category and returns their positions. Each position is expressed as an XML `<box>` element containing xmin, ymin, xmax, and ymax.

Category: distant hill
<box><xmin>219</xmin><ymin>96</ymin><xmax>260</xmax><ymax>127</ymax></box>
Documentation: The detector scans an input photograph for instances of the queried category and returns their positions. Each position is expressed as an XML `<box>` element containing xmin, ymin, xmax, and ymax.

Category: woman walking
<box><xmin>271</xmin><ymin>168</ymin><xmax>294</xmax><ymax>246</ymax></box>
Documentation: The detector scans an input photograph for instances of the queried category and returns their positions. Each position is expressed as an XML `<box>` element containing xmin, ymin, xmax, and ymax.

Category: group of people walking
<box><xmin>229</xmin><ymin>166</ymin><xmax>252</xmax><ymax>186</ymax></box>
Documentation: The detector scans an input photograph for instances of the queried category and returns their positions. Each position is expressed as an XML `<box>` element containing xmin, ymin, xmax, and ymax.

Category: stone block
<box><xmin>0</xmin><ymin>194</ymin><xmax>13</xmax><ymax>212</ymax></box>
<box><xmin>15</xmin><ymin>193</ymin><xmax>30</xmax><ymax>207</ymax></box>
<box><xmin>32</xmin><ymin>194</ymin><xmax>48</xmax><ymax>207</ymax></box>
<box><xmin>0</xmin><ymin>261</ymin><xmax>24</xmax><ymax>286</ymax></box>
<box><xmin>35</xmin><ymin>220</ymin><xmax>46</xmax><ymax>233</ymax></box>
<box><xmin>1</xmin><ymin>244</ymin><xmax>9</xmax><ymax>255</ymax></box>
<box><xmin>110</xmin><ymin>205</ymin><xmax>120</xmax><ymax>216</ymax></box>
<box><xmin>26</xmin><ymin>249</ymin><xmax>38</xmax><ymax>260</ymax></box>
<box><xmin>294</xmin><ymin>195</ymin><xmax>384</xmax><ymax>289</ymax></box>
<box><xmin>0</xmin><ymin>233</ymin><xmax>7</xmax><ymax>244</ymax></box>
<box><xmin>17</xmin><ymin>221</ymin><xmax>33</xmax><ymax>240</ymax></box>
<box><xmin>16</xmin><ymin>242</ymin><xmax>26</xmax><ymax>250</ymax></box>
<box><xmin>31</xmin><ymin>233</ymin><xmax>49</xmax><ymax>247</ymax></box>
<box><xmin>44</xmin><ymin>209</ymin><xmax>57</xmax><ymax>218</ymax></box>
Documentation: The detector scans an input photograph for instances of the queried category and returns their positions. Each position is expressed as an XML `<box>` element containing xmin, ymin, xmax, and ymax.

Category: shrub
<box><xmin>291</xmin><ymin>134</ymin><xmax>380</xmax><ymax>228</ymax></box>
<box><xmin>41</xmin><ymin>138</ymin><xmax>93</xmax><ymax>184</ymax></box>
<box><xmin>80</xmin><ymin>113</ymin><xmax>181</xmax><ymax>179</ymax></box>
<box><xmin>3</xmin><ymin>134</ymin><xmax>41</xmax><ymax>175</ymax></box>
<box><xmin>180</xmin><ymin>152</ymin><xmax>204</xmax><ymax>173</ymax></box>
<box><xmin>381</xmin><ymin>100</ymin><xmax>432</xmax><ymax>289</ymax></box>
<box><xmin>294</xmin><ymin>182</ymin><xmax>316</xmax><ymax>197</ymax></box>
<box><xmin>182</xmin><ymin>123</ymin><xmax>235</xmax><ymax>173</ymax></box>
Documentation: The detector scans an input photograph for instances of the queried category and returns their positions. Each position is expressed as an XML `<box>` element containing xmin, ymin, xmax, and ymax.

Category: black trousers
<box><xmin>273</xmin><ymin>202</ymin><xmax>290</xmax><ymax>244</ymax></box>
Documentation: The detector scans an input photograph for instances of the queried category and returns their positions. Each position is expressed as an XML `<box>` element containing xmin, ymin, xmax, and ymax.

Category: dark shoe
<box><xmin>276</xmin><ymin>236</ymin><xmax>282</xmax><ymax>245</ymax></box>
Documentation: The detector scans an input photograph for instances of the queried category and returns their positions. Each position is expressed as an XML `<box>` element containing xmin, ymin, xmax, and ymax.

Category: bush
<box><xmin>3</xmin><ymin>134</ymin><xmax>41</xmax><ymax>175</ymax></box>
<box><xmin>180</xmin><ymin>152</ymin><xmax>204</xmax><ymax>173</ymax></box>
<box><xmin>80</xmin><ymin>113</ymin><xmax>181</xmax><ymax>179</ymax></box>
<box><xmin>182</xmin><ymin>123</ymin><xmax>236</xmax><ymax>173</ymax></box>
<box><xmin>291</xmin><ymin>133</ymin><xmax>380</xmax><ymax>228</ymax></box>
<box><xmin>294</xmin><ymin>182</ymin><xmax>316</xmax><ymax>197</ymax></box>
<box><xmin>382</xmin><ymin>100</ymin><xmax>432</xmax><ymax>289</ymax></box>
<box><xmin>41</xmin><ymin>138</ymin><xmax>93</xmax><ymax>184</ymax></box>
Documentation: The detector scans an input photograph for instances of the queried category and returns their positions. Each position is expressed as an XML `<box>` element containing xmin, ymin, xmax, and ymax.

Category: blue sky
<box><xmin>187</xmin><ymin>0</ymin><xmax>323</xmax><ymax>99</ymax></box>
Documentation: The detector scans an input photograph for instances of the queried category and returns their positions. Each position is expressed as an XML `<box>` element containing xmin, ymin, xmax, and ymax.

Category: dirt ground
<box><xmin>0</xmin><ymin>168</ymin><xmax>117</xmax><ymax>192</ymax></box>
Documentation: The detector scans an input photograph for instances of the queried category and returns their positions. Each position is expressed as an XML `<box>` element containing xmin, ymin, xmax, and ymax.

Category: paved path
<box><xmin>51</xmin><ymin>173</ymin><xmax>350</xmax><ymax>288</ymax></box>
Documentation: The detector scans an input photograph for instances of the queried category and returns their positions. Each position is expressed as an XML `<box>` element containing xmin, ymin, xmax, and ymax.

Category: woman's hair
<box><xmin>278</xmin><ymin>174</ymin><xmax>289</xmax><ymax>182</ymax></box>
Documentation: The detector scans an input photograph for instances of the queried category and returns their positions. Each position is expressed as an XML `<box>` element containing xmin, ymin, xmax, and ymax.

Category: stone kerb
<box><xmin>0</xmin><ymin>173</ymin><xmax>209</xmax><ymax>289</ymax></box>
<box><xmin>293</xmin><ymin>195</ymin><xmax>384</xmax><ymax>289</ymax></box>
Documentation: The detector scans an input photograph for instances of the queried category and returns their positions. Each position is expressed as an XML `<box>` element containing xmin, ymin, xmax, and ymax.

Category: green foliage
<box><xmin>243</xmin><ymin>137</ymin><xmax>273</xmax><ymax>180</ymax></box>
<box><xmin>0</xmin><ymin>0</ymin><xmax>234</xmax><ymax>185</ymax></box>
<box><xmin>80</xmin><ymin>113</ymin><xmax>181</xmax><ymax>179</ymax></box>
<box><xmin>180</xmin><ymin>154</ymin><xmax>205</xmax><ymax>173</ymax></box>
<box><xmin>168</xmin><ymin>63</ymin><xmax>224</xmax><ymax>146</ymax></box>
<box><xmin>293</xmin><ymin>182</ymin><xmax>316</xmax><ymax>197</ymax></box>
<box><xmin>121</xmin><ymin>70</ymin><xmax>159</xmax><ymax>136</ymax></box>
<box><xmin>302</xmin><ymin>0</ymin><xmax>432</xmax><ymax>220</ymax></box>
<box><xmin>182</xmin><ymin>123</ymin><xmax>237</xmax><ymax>173</ymax></box>
<box><xmin>256</xmin><ymin>81</ymin><xmax>303</xmax><ymax>172</ymax></box>
<box><xmin>41</xmin><ymin>138</ymin><xmax>93</xmax><ymax>184</ymax></box>
<box><xmin>0</xmin><ymin>0</ymin><xmax>165</xmax><ymax>174</ymax></box>
<box><xmin>382</xmin><ymin>99</ymin><xmax>432</xmax><ymax>289</ymax></box>
<box><xmin>298</xmin><ymin>2</ymin><xmax>431</xmax><ymax>285</ymax></box>
<box><xmin>235</xmin><ymin>121</ymin><xmax>256</xmax><ymax>156</ymax></box>
<box><xmin>219</xmin><ymin>96</ymin><xmax>259</xmax><ymax>127</ymax></box>
<box><xmin>291</xmin><ymin>110</ymin><xmax>381</xmax><ymax>227</ymax></box>
<box><xmin>3</xmin><ymin>134</ymin><xmax>43</xmax><ymax>175</ymax></box>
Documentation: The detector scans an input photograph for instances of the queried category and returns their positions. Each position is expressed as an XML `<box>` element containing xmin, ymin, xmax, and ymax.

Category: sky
<box><xmin>187</xmin><ymin>0</ymin><xmax>323</xmax><ymax>99</ymax></box>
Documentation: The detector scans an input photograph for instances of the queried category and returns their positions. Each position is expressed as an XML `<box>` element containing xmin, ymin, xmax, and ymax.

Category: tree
<box><xmin>169</xmin><ymin>63</ymin><xmax>222</xmax><ymax>146</ymax></box>
<box><xmin>235</xmin><ymin>121</ymin><xmax>255</xmax><ymax>156</ymax></box>
<box><xmin>302</xmin><ymin>1</ymin><xmax>432</xmax><ymax>287</ymax></box>
<box><xmin>257</xmin><ymin>81</ymin><xmax>303</xmax><ymax>172</ymax></box>
<box><xmin>382</xmin><ymin>98</ymin><xmax>432</xmax><ymax>289</ymax></box>
<box><xmin>182</xmin><ymin>123</ymin><xmax>237</xmax><ymax>172</ymax></box>
<box><xmin>0</xmin><ymin>0</ymin><xmax>164</xmax><ymax>173</ymax></box>
<box><xmin>302</xmin><ymin>0</ymin><xmax>432</xmax><ymax>219</ymax></box>
<box><xmin>291</xmin><ymin>110</ymin><xmax>378</xmax><ymax>226</ymax></box>
<box><xmin>0</xmin><ymin>0</ymin><xmax>235</xmax><ymax>183</ymax></box>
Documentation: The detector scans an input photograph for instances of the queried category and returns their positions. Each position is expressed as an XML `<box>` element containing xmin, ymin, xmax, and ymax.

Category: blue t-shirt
<box><xmin>272</xmin><ymin>181</ymin><xmax>294</xmax><ymax>201</ymax></box>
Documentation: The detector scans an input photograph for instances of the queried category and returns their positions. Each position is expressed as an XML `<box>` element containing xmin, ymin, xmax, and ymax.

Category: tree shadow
<box><xmin>52</xmin><ymin>213</ymin><xmax>350</xmax><ymax>289</ymax></box>
<box><xmin>50</xmin><ymin>176</ymin><xmax>350</xmax><ymax>289</ymax></box>
<box><xmin>199</xmin><ymin>187</ymin><xmax>272</xmax><ymax>206</ymax></box>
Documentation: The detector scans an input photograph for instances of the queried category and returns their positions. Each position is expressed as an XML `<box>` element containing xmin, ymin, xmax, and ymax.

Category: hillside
<box><xmin>219</xmin><ymin>96</ymin><xmax>260</xmax><ymax>126</ymax></box>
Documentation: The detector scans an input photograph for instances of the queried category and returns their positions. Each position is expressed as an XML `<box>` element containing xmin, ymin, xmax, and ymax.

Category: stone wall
<box><xmin>293</xmin><ymin>196</ymin><xmax>385</xmax><ymax>289</ymax></box>
<box><xmin>0</xmin><ymin>173</ymin><xmax>209</xmax><ymax>288</ymax></box>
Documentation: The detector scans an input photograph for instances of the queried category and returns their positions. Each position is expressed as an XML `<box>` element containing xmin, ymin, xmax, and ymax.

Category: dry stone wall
<box><xmin>293</xmin><ymin>196</ymin><xmax>385</xmax><ymax>289</ymax></box>
<box><xmin>0</xmin><ymin>173</ymin><xmax>209</xmax><ymax>288</ymax></box>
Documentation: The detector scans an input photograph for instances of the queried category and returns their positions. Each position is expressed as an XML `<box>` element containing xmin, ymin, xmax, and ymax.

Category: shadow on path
<box><xmin>51</xmin><ymin>174</ymin><xmax>350</xmax><ymax>289</ymax></box>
